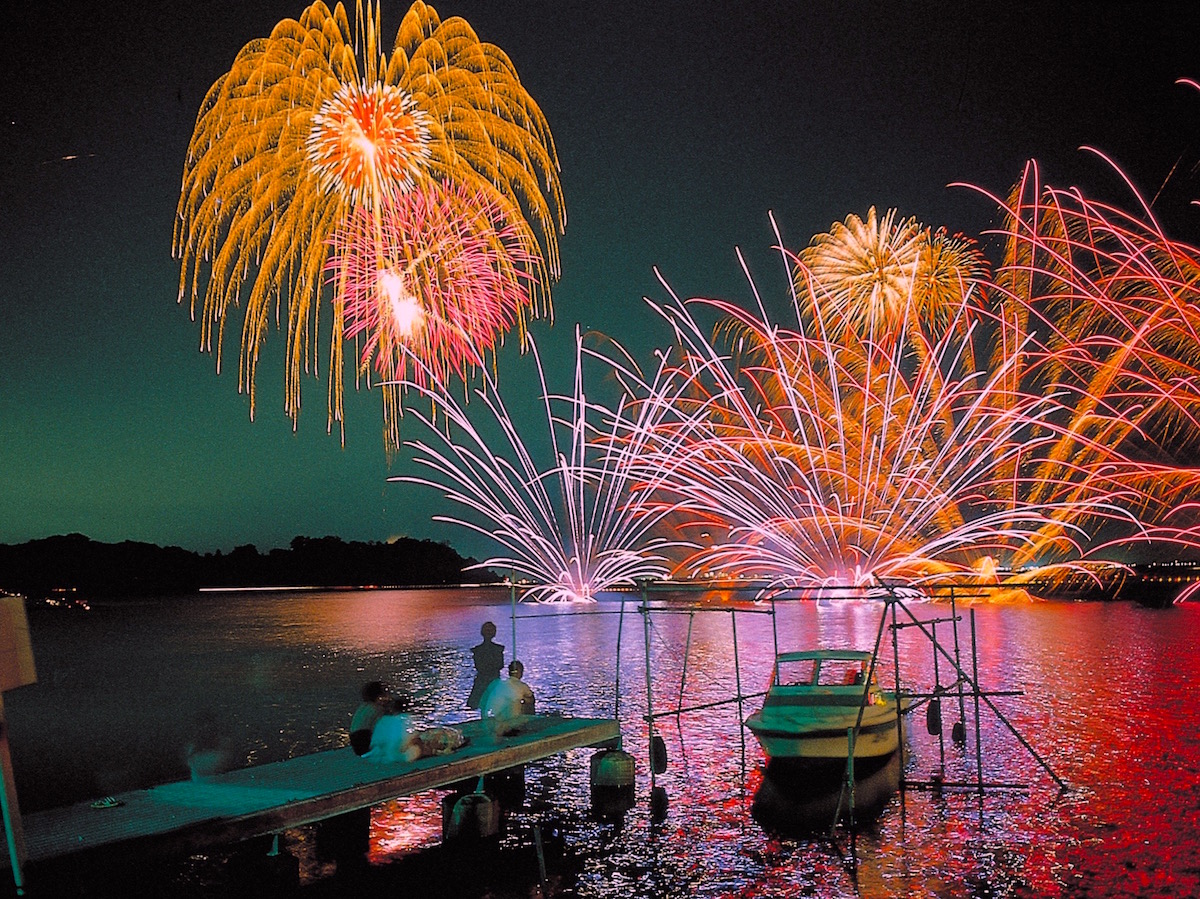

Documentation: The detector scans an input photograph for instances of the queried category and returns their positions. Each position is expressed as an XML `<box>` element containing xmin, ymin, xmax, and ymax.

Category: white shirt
<box><xmin>482</xmin><ymin>676</ymin><xmax>535</xmax><ymax>721</ymax></box>
<box><xmin>363</xmin><ymin>712</ymin><xmax>413</xmax><ymax>763</ymax></box>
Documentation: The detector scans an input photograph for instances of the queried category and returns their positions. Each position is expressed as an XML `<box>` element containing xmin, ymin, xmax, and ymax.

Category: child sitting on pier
<box><xmin>349</xmin><ymin>680</ymin><xmax>393</xmax><ymax>756</ymax></box>
<box><xmin>361</xmin><ymin>689</ymin><xmax>468</xmax><ymax>763</ymax></box>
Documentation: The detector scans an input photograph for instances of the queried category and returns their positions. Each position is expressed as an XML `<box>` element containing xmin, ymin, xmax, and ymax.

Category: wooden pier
<box><xmin>9</xmin><ymin>715</ymin><xmax>618</xmax><ymax>871</ymax></box>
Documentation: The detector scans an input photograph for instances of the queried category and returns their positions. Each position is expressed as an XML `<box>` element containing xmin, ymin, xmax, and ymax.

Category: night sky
<box><xmin>4</xmin><ymin>2</ymin><xmax>1200</xmax><ymax>560</ymax></box>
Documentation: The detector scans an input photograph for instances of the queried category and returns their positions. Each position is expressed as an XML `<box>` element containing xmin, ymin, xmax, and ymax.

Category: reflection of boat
<box><xmin>744</xmin><ymin>649</ymin><xmax>901</xmax><ymax>766</ymax></box>
<box><xmin>751</xmin><ymin>749</ymin><xmax>901</xmax><ymax>832</ymax></box>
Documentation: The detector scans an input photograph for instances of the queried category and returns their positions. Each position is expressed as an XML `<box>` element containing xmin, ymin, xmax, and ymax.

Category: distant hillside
<box><xmin>0</xmin><ymin>534</ymin><xmax>498</xmax><ymax>598</ymax></box>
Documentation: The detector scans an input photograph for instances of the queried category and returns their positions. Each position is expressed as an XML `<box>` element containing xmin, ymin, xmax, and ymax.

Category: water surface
<box><xmin>6</xmin><ymin>590</ymin><xmax>1197</xmax><ymax>897</ymax></box>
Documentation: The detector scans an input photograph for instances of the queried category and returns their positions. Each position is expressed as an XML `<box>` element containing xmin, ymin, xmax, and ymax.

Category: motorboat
<box><xmin>744</xmin><ymin>649</ymin><xmax>901</xmax><ymax>766</ymax></box>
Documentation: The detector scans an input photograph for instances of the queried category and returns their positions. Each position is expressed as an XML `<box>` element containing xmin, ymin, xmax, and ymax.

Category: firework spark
<box><xmin>613</xmin><ymin>280</ymin><xmax>1075</xmax><ymax>587</ymax></box>
<box><xmin>967</xmin><ymin>158</ymin><xmax>1200</xmax><ymax>566</ymax></box>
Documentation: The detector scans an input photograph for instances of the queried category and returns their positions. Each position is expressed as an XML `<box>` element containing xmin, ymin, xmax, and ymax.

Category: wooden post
<box><xmin>0</xmin><ymin>594</ymin><xmax>36</xmax><ymax>896</ymax></box>
<box><xmin>0</xmin><ymin>696</ymin><xmax>27</xmax><ymax>895</ymax></box>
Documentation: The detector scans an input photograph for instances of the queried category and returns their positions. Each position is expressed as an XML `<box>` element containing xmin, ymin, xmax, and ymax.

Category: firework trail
<box><xmin>175</xmin><ymin>1</ymin><xmax>563</xmax><ymax>444</ymax></box>
<box><xmin>964</xmin><ymin>158</ymin><xmax>1200</xmax><ymax>567</ymax></box>
<box><xmin>385</xmin><ymin>163</ymin><xmax>1200</xmax><ymax>593</ymax></box>
<box><xmin>392</xmin><ymin>330</ymin><xmax>678</xmax><ymax>602</ymax></box>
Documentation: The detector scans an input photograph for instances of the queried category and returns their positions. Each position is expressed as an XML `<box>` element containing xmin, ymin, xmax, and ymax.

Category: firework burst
<box><xmin>330</xmin><ymin>180</ymin><xmax>543</xmax><ymax>446</ymax></box>
<box><xmin>616</xmin><ymin>273</ymin><xmax>1075</xmax><ymax>588</ymax></box>
<box><xmin>600</xmin><ymin>203</ymin><xmax>1200</xmax><ymax>590</ymax></box>
<box><xmin>797</xmin><ymin>208</ymin><xmax>989</xmax><ymax>354</ymax></box>
<box><xmin>175</xmin><ymin>1</ymin><xmax>563</xmax><ymax>442</ymax></box>
<box><xmin>393</xmin><ymin>332</ymin><xmax>677</xmax><ymax>603</ymax></box>
<box><xmin>798</xmin><ymin>207</ymin><xmax>922</xmax><ymax>340</ymax></box>
<box><xmin>307</xmin><ymin>81</ymin><xmax>432</xmax><ymax>206</ymax></box>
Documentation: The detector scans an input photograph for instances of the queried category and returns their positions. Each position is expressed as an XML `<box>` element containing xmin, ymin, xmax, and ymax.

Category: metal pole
<box><xmin>846</xmin><ymin>726</ymin><xmax>856</xmax><ymax>831</ymax></box>
<box><xmin>510</xmin><ymin>576</ymin><xmax>518</xmax><ymax>662</ymax></box>
<box><xmin>932</xmin><ymin>619</ymin><xmax>945</xmax><ymax>771</ymax></box>
<box><xmin>894</xmin><ymin>599</ymin><xmax>1065</xmax><ymax>788</ymax></box>
<box><xmin>614</xmin><ymin>595</ymin><xmax>626</xmax><ymax>721</ymax></box>
<box><xmin>770</xmin><ymin>594</ymin><xmax>779</xmax><ymax>661</ymax></box>
<box><xmin>642</xmin><ymin>585</ymin><xmax>657</xmax><ymax>793</ymax></box>
<box><xmin>677</xmin><ymin>611</ymin><xmax>695</xmax><ymax>714</ymax></box>
<box><xmin>731</xmin><ymin>609</ymin><xmax>746</xmax><ymax>781</ymax></box>
<box><xmin>949</xmin><ymin>586</ymin><xmax>966</xmax><ymax>739</ymax></box>
<box><xmin>971</xmin><ymin>610</ymin><xmax>985</xmax><ymax>805</ymax></box>
<box><xmin>890</xmin><ymin>593</ymin><xmax>906</xmax><ymax>825</ymax></box>
<box><xmin>831</xmin><ymin>595</ymin><xmax>891</xmax><ymax>836</ymax></box>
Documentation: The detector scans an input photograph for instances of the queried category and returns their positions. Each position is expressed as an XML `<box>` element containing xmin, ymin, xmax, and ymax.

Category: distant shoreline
<box><xmin>0</xmin><ymin>533</ymin><xmax>501</xmax><ymax>600</ymax></box>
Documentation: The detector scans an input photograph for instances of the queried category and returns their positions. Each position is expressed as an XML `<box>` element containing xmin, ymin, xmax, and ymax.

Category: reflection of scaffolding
<box><xmin>629</xmin><ymin>580</ymin><xmax>1065</xmax><ymax>834</ymax></box>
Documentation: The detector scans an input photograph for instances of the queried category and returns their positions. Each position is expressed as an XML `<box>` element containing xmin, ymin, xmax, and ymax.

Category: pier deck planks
<box><xmin>17</xmin><ymin>715</ymin><xmax>619</xmax><ymax>865</ymax></box>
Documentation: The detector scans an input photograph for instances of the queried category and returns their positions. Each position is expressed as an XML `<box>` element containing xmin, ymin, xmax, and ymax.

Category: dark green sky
<box><xmin>4</xmin><ymin>2</ymin><xmax>1200</xmax><ymax>559</ymax></box>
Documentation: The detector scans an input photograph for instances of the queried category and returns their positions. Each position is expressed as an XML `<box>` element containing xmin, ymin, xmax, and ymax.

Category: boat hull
<box><xmin>745</xmin><ymin>701</ymin><xmax>900</xmax><ymax>761</ymax></box>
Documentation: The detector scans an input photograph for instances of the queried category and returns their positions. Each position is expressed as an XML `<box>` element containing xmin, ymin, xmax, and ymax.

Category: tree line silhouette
<box><xmin>0</xmin><ymin>534</ymin><xmax>497</xmax><ymax>598</ymax></box>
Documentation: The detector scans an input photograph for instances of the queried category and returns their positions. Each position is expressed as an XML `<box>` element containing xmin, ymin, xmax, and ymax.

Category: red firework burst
<box><xmin>329</xmin><ymin>181</ymin><xmax>543</xmax><ymax>386</ymax></box>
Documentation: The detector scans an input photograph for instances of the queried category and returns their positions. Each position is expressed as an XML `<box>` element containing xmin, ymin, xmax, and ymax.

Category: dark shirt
<box><xmin>466</xmin><ymin>639</ymin><xmax>505</xmax><ymax>709</ymax></box>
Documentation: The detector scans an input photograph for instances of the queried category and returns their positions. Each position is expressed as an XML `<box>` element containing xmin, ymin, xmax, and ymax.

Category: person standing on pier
<box><xmin>466</xmin><ymin>621</ymin><xmax>505</xmax><ymax>710</ymax></box>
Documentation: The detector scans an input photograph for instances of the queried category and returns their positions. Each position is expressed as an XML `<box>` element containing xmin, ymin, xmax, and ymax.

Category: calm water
<box><xmin>5</xmin><ymin>590</ymin><xmax>1199</xmax><ymax>897</ymax></box>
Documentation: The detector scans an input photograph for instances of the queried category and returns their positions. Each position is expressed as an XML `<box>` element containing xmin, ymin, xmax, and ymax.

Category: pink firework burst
<box><xmin>328</xmin><ymin>180</ymin><xmax>544</xmax><ymax>388</ymax></box>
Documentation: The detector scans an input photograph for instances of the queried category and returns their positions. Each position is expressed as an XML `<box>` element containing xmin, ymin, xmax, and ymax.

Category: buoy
<box><xmin>443</xmin><ymin>791</ymin><xmax>501</xmax><ymax>842</ymax></box>
<box><xmin>650</xmin><ymin>785</ymin><xmax>669</xmax><ymax>822</ymax></box>
<box><xmin>951</xmin><ymin>720</ymin><xmax>966</xmax><ymax>746</ymax></box>
<box><xmin>926</xmin><ymin>697</ymin><xmax>942</xmax><ymax>736</ymax></box>
<box><xmin>590</xmin><ymin>749</ymin><xmax>636</xmax><ymax>818</ymax></box>
<box><xmin>650</xmin><ymin>734</ymin><xmax>668</xmax><ymax>774</ymax></box>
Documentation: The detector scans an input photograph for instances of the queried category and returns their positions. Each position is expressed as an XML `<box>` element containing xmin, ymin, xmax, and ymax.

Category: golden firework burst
<box><xmin>175</xmin><ymin>1</ymin><xmax>564</xmax><ymax>441</ymax></box>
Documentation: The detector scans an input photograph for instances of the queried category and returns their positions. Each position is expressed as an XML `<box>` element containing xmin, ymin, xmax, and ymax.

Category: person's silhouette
<box><xmin>466</xmin><ymin>621</ymin><xmax>505</xmax><ymax>710</ymax></box>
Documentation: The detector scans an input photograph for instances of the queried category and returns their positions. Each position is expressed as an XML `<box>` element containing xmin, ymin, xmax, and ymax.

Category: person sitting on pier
<box><xmin>481</xmin><ymin>659</ymin><xmax>536</xmax><ymax>739</ymax></box>
<box><xmin>364</xmin><ymin>690</ymin><xmax>420</xmax><ymax>763</ymax></box>
<box><xmin>349</xmin><ymin>680</ymin><xmax>392</xmax><ymax>756</ymax></box>
<box><xmin>466</xmin><ymin>620</ymin><xmax>505</xmax><ymax>710</ymax></box>
<box><xmin>185</xmin><ymin>709</ymin><xmax>232</xmax><ymax>780</ymax></box>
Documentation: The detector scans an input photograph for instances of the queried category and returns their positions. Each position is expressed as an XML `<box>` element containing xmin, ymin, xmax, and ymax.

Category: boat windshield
<box><xmin>820</xmin><ymin>658</ymin><xmax>870</xmax><ymax>687</ymax></box>
<box><xmin>775</xmin><ymin>656</ymin><xmax>872</xmax><ymax>687</ymax></box>
<box><xmin>775</xmin><ymin>658</ymin><xmax>817</xmax><ymax>686</ymax></box>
